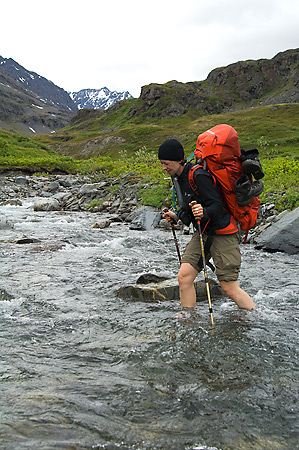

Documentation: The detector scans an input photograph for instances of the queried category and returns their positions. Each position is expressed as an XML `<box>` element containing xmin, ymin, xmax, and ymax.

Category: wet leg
<box><xmin>178</xmin><ymin>263</ymin><xmax>199</xmax><ymax>308</ymax></box>
<box><xmin>220</xmin><ymin>280</ymin><xmax>256</xmax><ymax>310</ymax></box>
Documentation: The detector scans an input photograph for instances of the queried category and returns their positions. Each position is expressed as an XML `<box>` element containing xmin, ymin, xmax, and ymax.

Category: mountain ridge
<box><xmin>0</xmin><ymin>56</ymin><xmax>77</xmax><ymax>113</ymax></box>
<box><xmin>0</xmin><ymin>56</ymin><xmax>134</xmax><ymax>134</ymax></box>
<box><xmin>0</xmin><ymin>67</ymin><xmax>73</xmax><ymax>134</ymax></box>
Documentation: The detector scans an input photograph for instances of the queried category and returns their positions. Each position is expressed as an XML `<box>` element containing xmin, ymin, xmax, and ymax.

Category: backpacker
<box><xmin>188</xmin><ymin>124</ymin><xmax>264</xmax><ymax>240</ymax></box>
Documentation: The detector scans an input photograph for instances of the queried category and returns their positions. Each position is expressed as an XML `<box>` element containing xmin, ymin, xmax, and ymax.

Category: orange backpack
<box><xmin>189</xmin><ymin>124</ymin><xmax>261</xmax><ymax>239</ymax></box>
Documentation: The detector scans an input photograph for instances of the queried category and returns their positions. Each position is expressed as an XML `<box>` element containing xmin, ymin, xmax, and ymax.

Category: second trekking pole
<box><xmin>170</xmin><ymin>221</ymin><xmax>181</xmax><ymax>264</ymax></box>
<box><xmin>191</xmin><ymin>201</ymin><xmax>215</xmax><ymax>327</ymax></box>
<box><xmin>163</xmin><ymin>208</ymin><xmax>182</xmax><ymax>265</ymax></box>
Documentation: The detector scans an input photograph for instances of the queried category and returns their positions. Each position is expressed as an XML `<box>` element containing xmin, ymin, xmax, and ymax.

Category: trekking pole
<box><xmin>163</xmin><ymin>209</ymin><xmax>181</xmax><ymax>265</ymax></box>
<box><xmin>170</xmin><ymin>220</ymin><xmax>181</xmax><ymax>264</ymax></box>
<box><xmin>191</xmin><ymin>201</ymin><xmax>215</xmax><ymax>327</ymax></box>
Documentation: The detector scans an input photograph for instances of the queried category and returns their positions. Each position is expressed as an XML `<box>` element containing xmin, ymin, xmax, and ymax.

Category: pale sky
<box><xmin>1</xmin><ymin>0</ymin><xmax>298</xmax><ymax>98</ymax></box>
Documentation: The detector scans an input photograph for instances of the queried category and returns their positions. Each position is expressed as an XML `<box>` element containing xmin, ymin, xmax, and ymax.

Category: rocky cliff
<box><xmin>129</xmin><ymin>49</ymin><xmax>299</xmax><ymax>119</ymax></box>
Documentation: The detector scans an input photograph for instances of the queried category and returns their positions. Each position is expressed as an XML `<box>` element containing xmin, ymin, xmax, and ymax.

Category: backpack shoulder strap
<box><xmin>172</xmin><ymin>176</ymin><xmax>185</xmax><ymax>208</ymax></box>
<box><xmin>188</xmin><ymin>163</ymin><xmax>217</xmax><ymax>196</ymax></box>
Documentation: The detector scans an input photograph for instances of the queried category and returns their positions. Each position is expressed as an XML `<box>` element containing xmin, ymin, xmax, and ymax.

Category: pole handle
<box><xmin>190</xmin><ymin>200</ymin><xmax>201</xmax><ymax>221</ymax></box>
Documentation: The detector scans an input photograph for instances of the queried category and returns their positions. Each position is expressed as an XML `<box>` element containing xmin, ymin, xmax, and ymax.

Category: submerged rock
<box><xmin>0</xmin><ymin>288</ymin><xmax>14</xmax><ymax>301</ymax></box>
<box><xmin>117</xmin><ymin>277</ymin><xmax>223</xmax><ymax>302</ymax></box>
<box><xmin>0</xmin><ymin>216</ymin><xmax>14</xmax><ymax>229</ymax></box>
<box><xmin>14</xmin><ymin>237</ymin><xmax>40</xmax><ymax>244</ymax></box>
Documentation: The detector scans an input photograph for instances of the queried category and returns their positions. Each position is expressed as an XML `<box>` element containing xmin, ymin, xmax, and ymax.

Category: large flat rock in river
<box><xmin>117</xmin><ymin>278</ymin><xmax>223</xmax><ymax>302</ymax></box>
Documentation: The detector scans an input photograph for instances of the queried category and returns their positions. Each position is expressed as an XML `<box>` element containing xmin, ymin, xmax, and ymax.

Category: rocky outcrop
<box><xmin>253</xmin><ymin>207</ymin><xmax>299</xmax><ymax>255</ymax></box>
<box><xmin>129</xmin><ymin>49</ymin><xmax>299</xmax><ymax>119</ymax></box>
<box><xmin>206</xmin><ymin>49</ymin><xmax>299</xmax><ymax>106</ymax></box>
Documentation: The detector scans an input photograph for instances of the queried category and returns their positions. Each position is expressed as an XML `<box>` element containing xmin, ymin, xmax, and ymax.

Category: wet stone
<box><xmin>117</xmin><ymin>278</ymin><xmax>223</xmax><ymax>302</ymax></box>
<box><xmin>0</xmin><ymin>288</ymin><xmax>14</xmax><ymax>301</ymax></box>
<box><xmin>136</xmin><ymin>273</ymin><xmax>169</xmax><ymax>284</ymax></box>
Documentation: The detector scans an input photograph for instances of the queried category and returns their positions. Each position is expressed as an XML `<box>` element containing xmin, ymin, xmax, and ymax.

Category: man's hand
<box><xmin>163</xmin><ymin>210</ymin><xmax>178</xmax><ymax>223</ymax></box>
<box><xmin>190</xmin><ymin>202</ymin><xmax>204</xmax><ymax>220</ymax></box>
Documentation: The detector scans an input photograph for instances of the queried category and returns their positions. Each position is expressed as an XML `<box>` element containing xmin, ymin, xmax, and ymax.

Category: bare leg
<box><xmin>177</xmin><ymin>263</ymin><xmax>199</xmax><ymax>308</ymax></box>
<box><xmin>220</xmin><ymin>280</ymin><xmax>256</xmax><ymax>310</ymax></box>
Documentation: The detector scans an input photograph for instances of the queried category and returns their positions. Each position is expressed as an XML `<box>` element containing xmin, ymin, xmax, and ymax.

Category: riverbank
<box><xmin>0</xmin><ymin>171</ymin><xmax>294</xmax><ymax>246</ymax></box>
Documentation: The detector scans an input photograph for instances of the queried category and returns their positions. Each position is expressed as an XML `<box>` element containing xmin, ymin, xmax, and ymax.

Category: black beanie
<box><xmin>158</xmin><ymin>139</ymin><xmax>184</xmax><ymax>161</ymax></box>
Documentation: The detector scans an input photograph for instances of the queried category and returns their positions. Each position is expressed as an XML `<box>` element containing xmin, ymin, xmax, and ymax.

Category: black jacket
<box><xmin>173</xmin><ymin>162</ymin><xmax>231</xmax><ymax>233</ymax></box>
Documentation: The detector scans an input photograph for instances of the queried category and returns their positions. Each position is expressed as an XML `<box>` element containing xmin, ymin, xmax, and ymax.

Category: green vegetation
<box><xmin>0</xmin><ymin>104</ymin><xmax>298</xmax><ymax>212</ymax></box>
<box><xmin>259</xmin><ymin>156</ymin><xmax>299</xmax><ymax>210</ymax></box>
<box><xmin>86</xmin><ymin>198</ymin><xmax>104</xmax><ymax>209</ymax></box>
<box><xmin>0</xmin><ymin>130</ymin><xmax>77</xmax><ymax>173</ymax></box>
<box><xmin>139</xmin><ymin>184</ymin><xmax>170</xmax><ymax>208</ymax></box>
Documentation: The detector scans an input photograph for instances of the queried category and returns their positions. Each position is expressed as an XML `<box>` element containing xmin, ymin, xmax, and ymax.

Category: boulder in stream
<box><xmin>34</xmin><ymin>198</ymin><xmax>61</xmax><ymax>212</ymax></box>
<box><xmin>93</xmin><ymin>220</ymin><xmax>111</xmax><ymax>229</ymax></box>
<box><xmin>129</xmin><ymin>206</ymin><xmax>162</xmax><ymax>230</ymax></box>
<box><xmin>254</xmin><ymin>207</ymin><xmax>299</xmax><ymax>255</ymax></box>
<box><xmin>117</xmin><ymin>277</ymin><xmax>223</xmax><ymax>302</ymax></box>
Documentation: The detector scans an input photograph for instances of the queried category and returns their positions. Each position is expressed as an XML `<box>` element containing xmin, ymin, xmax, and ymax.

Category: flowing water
<box><xmin>0</xmin><ymin>199</ymin><xmax>298</xmax><ymax>450</ymax></box>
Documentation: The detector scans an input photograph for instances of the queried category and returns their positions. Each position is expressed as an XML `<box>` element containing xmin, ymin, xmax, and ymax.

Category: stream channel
<box><xmin>0</xmin><ymin>199</ymin><xmax>298</xmax><ymax>450</ymax></box>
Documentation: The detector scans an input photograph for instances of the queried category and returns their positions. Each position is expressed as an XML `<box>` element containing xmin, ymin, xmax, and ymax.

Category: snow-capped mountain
<box><xmin>69</xmin><ymin>87</ymin><xmax>133</xmax><ymax>110</ymax></box>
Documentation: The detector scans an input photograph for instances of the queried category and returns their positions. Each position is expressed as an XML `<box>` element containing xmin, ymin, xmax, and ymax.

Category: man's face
<box><xmin>160</xmin><ymin>160</ymin><xmax>183</xmax><ymax>176</ymax></box>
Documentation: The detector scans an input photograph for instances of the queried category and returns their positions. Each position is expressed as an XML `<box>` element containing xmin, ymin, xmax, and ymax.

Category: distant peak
<box><xmin>69</xmin><ymin>87</ymin><xmax>133</xmax><ymax>110</ymax></box>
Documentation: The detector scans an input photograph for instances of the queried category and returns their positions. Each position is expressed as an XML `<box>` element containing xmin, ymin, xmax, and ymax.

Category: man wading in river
<box><xmin>158</xmin><ymin>138</ymin><xmax>256</xmax><ymax>317</ymax></box>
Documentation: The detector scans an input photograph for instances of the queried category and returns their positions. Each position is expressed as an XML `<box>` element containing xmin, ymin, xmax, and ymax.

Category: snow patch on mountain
<box><xmin>69</xmin><ymin>87</ymin><xmax>133</xmax><ymax>110</ymax></box>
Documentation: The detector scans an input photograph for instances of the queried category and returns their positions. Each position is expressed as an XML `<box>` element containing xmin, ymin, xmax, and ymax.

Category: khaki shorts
<box><xmin>181</xmin><ymin>231</ymin><xmax>241</xmax><ymax>282</ymax></box>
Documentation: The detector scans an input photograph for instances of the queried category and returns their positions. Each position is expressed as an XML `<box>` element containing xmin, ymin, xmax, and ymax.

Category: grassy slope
<box><xmin>37</xmin><ymin>103</ymin><xmax>299</xmax><ymax>160</ymax></box>
<box><xmin>0</xmin><ymin>129</ymin><xmax>77</xmax><ymax>173</ymax></box>
<box><xmin>0</xmin><ymin>103</ymin><xmax>298</xmax><ymax>211</ymax></box>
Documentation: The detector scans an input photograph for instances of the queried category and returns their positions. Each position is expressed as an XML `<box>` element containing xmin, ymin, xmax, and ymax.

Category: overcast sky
<box><xmin>1</xmin><ymin>0</ymin><xmax>298</xmax><ymax>97</ymax></box>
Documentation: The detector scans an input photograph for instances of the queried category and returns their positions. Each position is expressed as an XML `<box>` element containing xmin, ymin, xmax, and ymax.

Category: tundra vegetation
<box><xmin>0</xmin><ymin>103</ymin><xmax>298</xmax><ymax>213</ymax></box>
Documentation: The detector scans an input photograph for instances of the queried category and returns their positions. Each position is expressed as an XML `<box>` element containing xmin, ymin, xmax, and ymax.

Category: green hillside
<box><xmin>39</xmin><ymin>102</ymin><xmax>299</xmax><ymax>160</ymax></box>
<box><xmin>0</xmin><ymin>103</ymin><xmax>298</xmax><ymax>212</ymax></box>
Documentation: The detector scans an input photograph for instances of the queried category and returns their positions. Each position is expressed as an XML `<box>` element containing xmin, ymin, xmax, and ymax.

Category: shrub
<box><xmin>139</xmin><ymin>184</ymin><xmax>169</xmax><ymax>208</ymax></box>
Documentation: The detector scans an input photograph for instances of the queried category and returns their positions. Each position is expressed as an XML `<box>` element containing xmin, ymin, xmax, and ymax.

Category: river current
<box><xmin>0</xmin><ymin>199</ymin><xmax>298</xmax><ymax>450</ymax></box>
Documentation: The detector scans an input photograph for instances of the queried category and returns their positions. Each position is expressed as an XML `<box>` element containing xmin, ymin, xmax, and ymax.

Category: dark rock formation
<box><xmin>254</xmin><ymin>207</ymin><xmax>299</xmax><ymax>255</ymax></box>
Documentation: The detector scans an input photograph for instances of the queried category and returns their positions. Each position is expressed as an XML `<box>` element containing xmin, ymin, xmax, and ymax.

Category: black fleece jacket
<box><xmin>174</xmin><ymin>162</ymin><xmax>231</xmax><ymax>233</ymax></box>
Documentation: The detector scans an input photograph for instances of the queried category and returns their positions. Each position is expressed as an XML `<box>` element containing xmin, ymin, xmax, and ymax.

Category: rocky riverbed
<box><xmin>0</xmin><ymin>172</ymin><xmax>298</xmax><ymax>253</ymax></box>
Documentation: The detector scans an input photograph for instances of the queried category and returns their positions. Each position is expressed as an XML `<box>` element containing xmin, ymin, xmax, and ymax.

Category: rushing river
<box><xmin>0</xmin><ymin>199</ymin><xmax>298</xmax><ymax>450</ymax></box>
